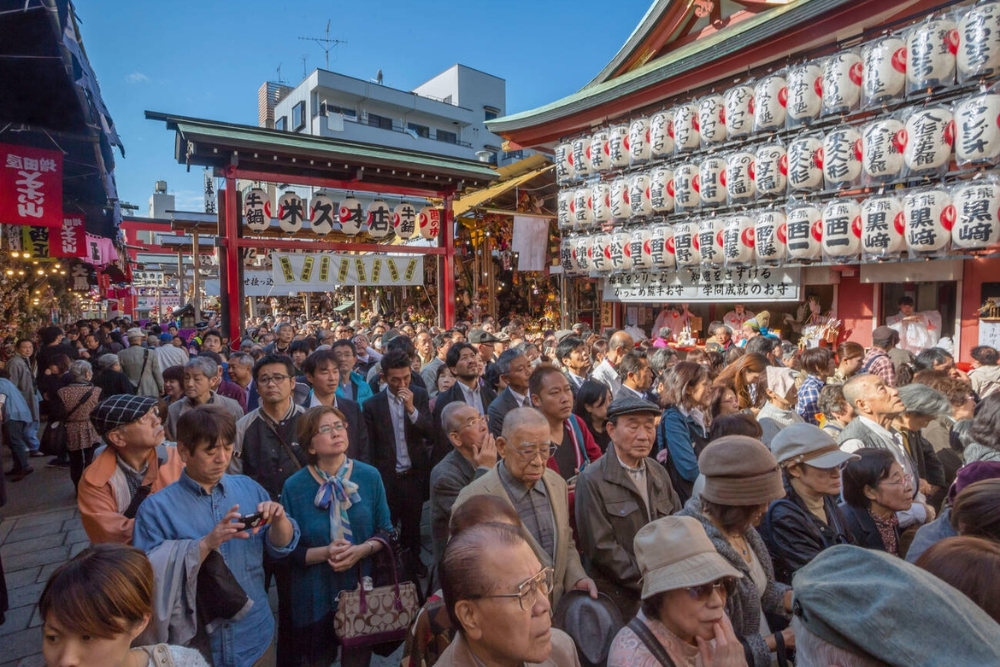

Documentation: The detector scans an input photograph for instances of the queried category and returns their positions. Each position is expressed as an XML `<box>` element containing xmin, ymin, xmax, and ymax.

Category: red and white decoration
<box><xmin>417</xmin><ymin>206</ymin><xmax>441</xmax><ymax>240</ymax></box>
<box><xmin>0</xmin><ymin>143</ymin><xmax>63</xmax><ymax>228</ymax></box>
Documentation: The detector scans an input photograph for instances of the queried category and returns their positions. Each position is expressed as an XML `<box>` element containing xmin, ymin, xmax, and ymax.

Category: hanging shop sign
<box><xmin>1</xmin><ymin>143</ymin><xmax>63</xmax><ymax>227</ymax></box>
<box><xmin>271</xmin><ymin>252</ymin><xmax>424</xmax><ymax>290</ymax></box>
<box><xmin>243</xmin><ymin>269</ymin><xmax>277</xmax><ymax>297</ymax></box>
<box><xmin>602</xmin><ymin>266</ymin><xmax>801</xmax><ymax>303</ymax></box>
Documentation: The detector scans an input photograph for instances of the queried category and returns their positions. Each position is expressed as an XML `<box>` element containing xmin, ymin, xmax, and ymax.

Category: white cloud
<box><xmin>125</xmin><ymin>72</ymin><xmax>150</xmax><ymax>84</ymax></box>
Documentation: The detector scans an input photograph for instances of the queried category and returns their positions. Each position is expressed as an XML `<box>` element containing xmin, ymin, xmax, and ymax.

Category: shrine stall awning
<box><xmin>451</xmin><ymin>161</ymin><xmax>554</xmax><ymax>218</ymax></box>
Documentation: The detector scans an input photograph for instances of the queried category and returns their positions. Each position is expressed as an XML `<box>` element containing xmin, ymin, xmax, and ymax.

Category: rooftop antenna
<box><xmin>301</xmin><ymin>54</ymin><xmax>308</xmax><ymax>78</ymax></box>
<box><xmin>298</xmin><ymin>20</ymin><xmax>347</xmax><ymax>70</ymax></box>
<box><xmin>276</xmin><ymin>62</ymin><xmax>285</xmax><ymax>84</ymax></box>
<box><xmin>376</xmin><ymin>69</ymin><xmax>383</xmax><ymax>85</ymax></box>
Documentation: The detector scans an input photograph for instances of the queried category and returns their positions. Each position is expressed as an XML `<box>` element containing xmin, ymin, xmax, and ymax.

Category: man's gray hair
<box><xmin>501</xmin><ymin>407</ymin><xmax>548</xmax><ymax>441</ymax></box>
<box><xmin>657</xmin><ymin>326</ymin><xmax>672</xmax><ymax>339</ymax></box>
<box><xmin>897</xmin><ymin>383</ymin><xmax>951</xmax><ymax>417</ymax></box>
<box><xmin>791</xmin><ymin>617</ymin><xmax>889</xmax><ymax>667</ymax></box>
<box><xmin>442</xmin><ymin>401</ymin><xmax>475</xmax><ymax>434</ymax></box>
<box><xmin>842</xmin><ymin>374</ymin><xmax>875</xmax><ymax>410</ymax></box>
<box><xmin>98</xmin><ymin>353</ymin><xmax>120</xmax><ymax>370</ymax></box>
<box><xmin>228</xmin><ymin>351</ymin><xmax>254</xmax><ymax>368</ymax></box>
<box><xmin>185</xmin><ymin>355</ymin><xmax>218</xmax><ymax>378</ymax></box>
<box><xmin>495</xmin><ymin>348</ymin><xmax>526</xmax><ymax>377</ymax></box>
<box><xmin>68</xmin><ymin>359</ymin><xmax>93</xmax><ymax>383</ymax></box>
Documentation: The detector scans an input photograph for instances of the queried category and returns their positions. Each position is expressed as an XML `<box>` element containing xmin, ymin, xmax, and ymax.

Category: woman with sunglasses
<box><xmin>678</xmin><ymin>436</ymin><xmax>794</xmax><ymax>667</ymax></box>
<box><xmin>279</xmin><ymin>405</ymin><xmax>392</xmax><ymax>667</ymax></box>
<box><xmin>839</xmin><ymin>448</ymin><xmax>914</xmax><ymax>557</ymax></box>
<box><xmin>609</xmin><ymin>516</ymin><xmax>747</xmax><ymax>667</ymax></box>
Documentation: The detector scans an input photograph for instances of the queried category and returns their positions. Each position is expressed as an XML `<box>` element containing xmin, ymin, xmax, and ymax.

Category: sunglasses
<box><xmin>686</xmin><ymin>578</ymin><xmax>737</xmax><ymax>601</ymax></box>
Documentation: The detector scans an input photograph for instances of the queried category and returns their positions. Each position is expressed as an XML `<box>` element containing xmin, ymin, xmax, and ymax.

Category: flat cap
<box><xmin>793</xmin><ymin>545</ymin><xmax>1000</xmax><ymax>666</ymax></box>
<box><xmin>606</xmin><ymin>395</ymin><xmax>660</xmax><ymax>421</ymax></box>
<box><xmin>91</xmin><ymin>394</ymin><xmax>159</xmax><ymax>437</ymax></box>
<box><xmin>469</xmin><ymin>329</ymin><xmax>500</xmax><ymax>344</ymax></box>
<box><xmin>872</xmin><ymin>325</ymin><xmax>895</xmax><ymax>344</ymax></box>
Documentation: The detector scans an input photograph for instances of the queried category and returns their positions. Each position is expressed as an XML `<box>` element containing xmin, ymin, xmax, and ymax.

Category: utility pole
<box><xmin>298</xmin><ymin>20</ymin><xmax>347</xmax><ymax>70</ymax></box>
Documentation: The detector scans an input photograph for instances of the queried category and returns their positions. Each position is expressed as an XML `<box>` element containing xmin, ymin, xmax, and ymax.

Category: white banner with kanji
<box><xmin>270</xmin><ymin>252</ymin><xmax>423</xmax><ymax>291</ymax></box>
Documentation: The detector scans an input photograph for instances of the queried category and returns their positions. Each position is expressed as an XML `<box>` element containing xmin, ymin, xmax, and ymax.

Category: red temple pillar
<box><xmin>443</xmin><ymin>194</ymin><xmax>456</xmax><ymax>328</ymax></box>
<box><xmin>224</xmin><ymin>175</ymin><xmax>242</xmax><ymax>341</ymax></box>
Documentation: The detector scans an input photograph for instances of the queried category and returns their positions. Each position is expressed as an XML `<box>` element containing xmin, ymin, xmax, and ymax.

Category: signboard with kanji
<box><xmin>1</xmin><ymin>143</ymin><xmax>63</xmax><ymax>227</ymax></box>
<box><xmin>601</xmin><ymin>267</ymin><xmax>801</xmax><ymax>303</ymax></box>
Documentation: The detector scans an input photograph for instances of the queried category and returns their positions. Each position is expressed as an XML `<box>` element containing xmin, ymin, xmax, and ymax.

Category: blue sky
<box><xmin>76</xmin><ymin>0</ymin><xmax>647</xmax><ymax>214</ymax></box>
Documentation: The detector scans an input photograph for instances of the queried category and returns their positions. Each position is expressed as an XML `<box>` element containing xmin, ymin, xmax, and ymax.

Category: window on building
<box><xmin>436</xmin><ymin>129</ymin><xmax>458</xmax><ymax>144</ymax></box>
<box><xmin>328</xmin><ymin>104</ymin><xmax>357</xmax><ymax>119</ymax></box>
<box><xmin>368</xmin><ymin>113</ymin><xmax>393</xmax><ymax>130</ymax></box>
<box><xmin>292</xmin><ymin>101</ymin><xmax>306</xmax><ymax>131</ymax></box>
<box><xmin>275</xmin><ymin>116</ymin><xmax>287</xmax><ymax>131</ymax></box>
<box><xmin>407</xmin><ymin>123</ymin><xmax>430</xmax><ymax>138</ymax></box>
<box><xmin>502</xmin><ymin>149</ymin><xmax>523</xmax><ymax>161</ymax></box>
<box><xmin>484</xmin><ymin>106</ymin><xmax>500</xmax><ymax>121</ymax></box>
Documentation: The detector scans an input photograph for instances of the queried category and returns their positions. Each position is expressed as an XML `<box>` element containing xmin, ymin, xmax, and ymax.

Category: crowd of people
<box><xmin>2</xmin><ymin>312</ymin><xmax>1000</xmax><ymax>667</ymax></box>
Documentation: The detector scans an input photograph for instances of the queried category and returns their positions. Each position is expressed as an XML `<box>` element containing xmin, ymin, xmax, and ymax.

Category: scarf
<box><xmin>313</xmin><ymin>460</ymin><xmax>361</xmax><ymax>542</ymax></box>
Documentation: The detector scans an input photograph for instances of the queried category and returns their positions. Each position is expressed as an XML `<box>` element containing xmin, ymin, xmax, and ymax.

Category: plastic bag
<box><xmin>590</xmin><ymin>234</ymin><xmax>612</xmax><ymax>273</ymax></box>
<box><xmin>862</xmin><ymin>35</ymin><xmax>908</xmax><ymax>108</ymax></box>
<box><xmin>649</xmin><ymin>110</ymin><xmax>674</xmax><ymax>160</ymax></box>
<box><xmin>954</xmin><ymin>88</ymin><xmax>1000</xmax><ymax>166</ymax></box>
<box><xmin>822</xmin><ymin>125</ymin><xmax>863</xmax><ymax>190</ymax></box>
<box><xmin>650</xmin><ymin>225</ymin><xmax>676</xmax><ymax>271</ymax></box>
<box><xmin>589</xmin><ymin>129</ymin><xmax>610</xmax><ymax>174</ymax></box>
<box><xmin>860</xmin><ymin>193</ymin><xmax>906</xmax><ymax>261</ymax></box>
<box><xmin>698</xmin><ymin>217</ymin><xmax>725</xmax><ymax>267</ymax></box>
<box><xmin>787</xmin><ymin>132</ymin><xmax>825</xmax><ymax>193</ymax></box>
<box><xmin>571</xmin><ymin>136</ymin><xmax>592</xmax><ymax>179</ymax></box>
<box><xmin>901</xmin><ymin>105</ymin><xmax>955</xmax><ymax>178</ymax></box>
<box><xmin>821</xmin><ymin>198</ymin><xmax>863</xmax><ymax>263</ymax></box>
<box><xmin>555</xmin><ymin>143</ymin><xmax>576</xmax><ymax>184</ymax></box>
<box><xmin>786</xmin><ymin>61</ymin><xmax>824</xmax><ymax>128</ymax></box>
<box><xmin>572</xmin><ymin>187</ymin><xmax>594</xmax><ymax>229</ymax></box>
<box><xmin>784</xmin><ymin>200</ymin><xmax>823</xmax><ymax>261</ymax></box>
<box><xmin>726</xmin><ymin>151</ymin><xmax>756</xmax><ymax>205</ymax></box>
<box><xmin>673</xmin><ymin>103</ymin><xmax>701</xmax><ymax>154</ymax></box>
<box><xmin>558</xmin><ymin>190</ymin><xmax>574</xmax><ymax>229</ymax></box>
<box><xmin>630</xmin><ymin>228</ymin><xmax>653</xmax><ymax>270</ymax></box>
<box><xmin>699</xmin><ymin>155</ymin><xmax>728</xmax><ymax>208</ymax></box>
<box><xmin>723</xmin><ymin>214</ymin><xmax>756</xmax><ymax>267</ymax></box>
<box><xmin>575</xmin><ymin>235</ymin><xmax>593</xmax><ymax>273</ymax></box>
<box><xmin>699</xmin><ymin>94</ymin><xmax>728</xmax><ymax>147</ymax></box>
<box><xmin>822</xmin><ymin>50</ymin><xmax>863</xmax><ymax>116</ymax></box>
<box><xmin>902</xmin><ymin>187</ymin><xmax>954</xmax><ymax>257</ymax></box>
<box><xmin>674</xmin><ymin>162</ymin><xmax>701</xmax><ymax>213</ymax></box>
<box><xmin>592</xmin><ymin>182</ymin><xmax>612</xmax><ymax>224</ymax></box>
<box><xmin>861</xmin><ymin>116</ymin><xmax>907</xmax><ymax>184</ymax></box>
<box><xmin>673</xmin><ymin>221</ymin><xmax>701</xmax><ymax>267</ymax></box>
<box><xmin>905</xmin><ymin>15</ymin><xmax>959</xmax><ymax>93</ymax></box>
<box><xmin>754</xmin><ymin>142</ymin><xmax>787</xmax><ymax>198</ymax></box>
<box><xmin>754</xmin><ymin>71</ymin><xmax>787</xmax><ymax>132</ymax></box>
<box><xmin>628</xmin><ymin>173</ymin><xmax>654</xmax><ymax>219</ymax></box>
<box><xmin>608</xmin><ymin>231</ymin><xmax>634</xmax><ymax>271</ymax></box>
<box><xmin>649</xmin><ymin>166</ymin><xmax>675</xmax><ymax>215</ymax></box>
<box><xmin>607</xmin><ymin>124</ymin><xmax>630</xmax><ymax>169</ymax></box>
<box><xmin>628</xmin><ymin>116</ymin><xmax>651</xmax><ymax>166</ymax></box>
<box><xmin>958</xmin><ymin>1</ymin><xmax>1000</xmax><ymax>83</ymax></box>
<box><xmin>754</xmin><ymin>207</ymin><xmax>788</xmax><ymax>263</ymax></box>
<box><xmin>951</xmin><ymin>177</ymin><xmax>1000</xmax><ymax>249</ymax></box>
<box><xmin>724</xmin><ymin>82</ymin><xmax>755</xmax><ymax>139</ymax></box>
<box><xmin>609</xmin><ymin>177</ymin><xmax>629</xmax><ymax>223</ymax></box>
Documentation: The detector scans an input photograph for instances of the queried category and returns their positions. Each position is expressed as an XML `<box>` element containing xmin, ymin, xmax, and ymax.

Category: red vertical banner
<box><xmin>0</xmin><ymin>143</ymin><xmax>63</xmax><ymax>227</ymax></box>
<box><xmin>51</xmin><ymin>216</ymin><xmax>87</xmax><ymax>257</ymax></box>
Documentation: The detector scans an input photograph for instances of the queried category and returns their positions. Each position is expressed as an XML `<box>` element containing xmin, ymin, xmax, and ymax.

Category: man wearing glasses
<box><xmin>430</xmin><ymin>403</ymin><xmax>498</xmax><ymax>566</ymax></box>
<box><xmin>438</xmin><ymin>522</ymin><xmax>579</xmax><ymax>666</ymax></box>
<box><xmin>78</xmin><ymin>394</ymin><xmax>185</xmax><ymax>544</ymax></box>
<box><xmin>454</xmin><ymin>407</ymin><xmax>597</xmax><ymax>606</ymax></box>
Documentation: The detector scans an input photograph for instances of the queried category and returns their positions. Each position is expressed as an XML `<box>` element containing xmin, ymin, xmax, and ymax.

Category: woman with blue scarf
<box><xmin>281</xmin><ymin>405</ymin><xmax>392</xmax><ymax>667</ymax></box>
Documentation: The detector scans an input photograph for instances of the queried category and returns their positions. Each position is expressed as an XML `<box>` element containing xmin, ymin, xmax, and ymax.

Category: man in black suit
<box><xmin>300</xmin><ymin>349</ymin><xmax>369</xmax><ymax>463</ymax></box>
<box><xmin>363</xmin><ymin>349</ymin><xmax>435</xmax><ymax>577</ymax></box>
<box><xmin>431</xmin><ymin>342</ymin><xmax>496</xmax><ymax>466</ymax></box>
<box><xmin>557</xmin><ymin>336</ymin><xmax>592</xmax><ymax>399</ymax></box>
<box><xmin>487</xmin><ymin>348</ymin><xmax>533</xmax><ymax>437</ymax></box>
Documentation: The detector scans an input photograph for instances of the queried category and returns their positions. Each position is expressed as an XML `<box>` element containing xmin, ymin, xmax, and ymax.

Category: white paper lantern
<box><xmin>649</xmin><ymin>111</ymin><xmax>674</xmax><ymax>159</ymax></box>
<box><xmin>862</xmin><ymin>119</ymin><xmax>907</xmax><ymax>182</ymax></box>
<box><xmin>276</xmin><ymin>191</ymin><xmax>306</xmax><ymax>233</ymax></box>
<box><xmin>903</xmin><ymin>188</ymin><xmax>954</xmax><ymax>253</ymax></box>
<box><xmin>726</xmin><ymin>152</ymin><xmax>756</xmax><ymax>203</ymax></box>
<box><xmin>560</xmin><ymin>238</ymin><xmax>578</xmax><ymax>273</ymax></box>
<box><xmin>591</xmin><ymin>234</ymin><xmax>613</xmax><ymax>272</ymax></box>
<box><xmin>571</xmin><ymin>136</ymin><xmax>592</xmax><ymax>177</ymax></box>
<box><xmin>907</xmin><ymin>19</ymin><xmax>959</xmax><ymax>89</ymax></box>
<box><xmin>555</xmin><ymin>143</ymin><xmax>576</xmax><ymax>183</ymax></box>
<box><xmin>821</xmin><ymin>199</ymin><xmax>862</xmax><ymax>258</ymax></box>
<box><xmin>786</xmin><ymin>63</ymin><xmax>823</xmax><ymax>126</ymax></box>
<box><xmin>609</xmin><ymin>177</ymin><xmax>629</xmax><ymax>222</ymax></box>
<box><xmin>589</xmin><ymin>129</ymin><xmax>610</xmax><ymax>173</ymax></box>
<box><xmin>754</xmin><ymin>144</ymin><xmax>787</xmax><ymax>197</ymax></box>
<box><xmin>627</xmin><ymin>117</ymin><xmax>651</xmax><ymax>165</ymax></box>
<box><xmin>674</xmin><ymin>163</ymin><xmax>701</xmax><ymax>210</ymax></box>
<box><xmin>785</xmin><ymin>204</ymin><xmax>823</xmax><ymax>260</ymax></box>
<box><xmin>699</xmin><ymin>157</ymin><xmax>727</xmax><ymax>206</ymax></box>
<box><xmin>725</xmin><ymin>84</ymin><xmax>755</xmax><ymax>139</ymax></box>
<box><xmin>390</xmin><ymin>203</ymin><xmax>417</xmax><ymax>239</ymax></box>
<box><xmin>366</xmin><ymin>200</ymin><xmax>392</xmax><ymax>239</ymax></box>
<box><xmin>309</xmin><ymin>192</ymin><xmax>337</xmax><ymax>235</ymax></box>
<box><xmin>607</xmin><ymin>125</ymin><xmax>629</xmax><ymax>168</ymax></box>
<box><xmin>243</xmin><ymin>187</ymin><xmax>270</xmax><ymax>233</ymax></box>
<box><xmin>649</xmin><ymin>167</ymin><xmax>675</xmax><ymax>214</ymax></box>
<box><xmin>903</xmin><ymin>107</ymin><xmax>955</xmax><ymax>174</ymax></box>
<box><xmin>821</xmin><ymin>126</ymin><xmax>863</xmax><ymax>188</ymax></box>
<box><xmin>573</xmin><ymin>187</ymin><xmax>594</xmax><ymax>228</ymax></box>
<box><xmin>650</xmin><ymin>225</ymin><xmax>676</xmax><ymax>270</ymax></box>
<box><xmin>822</xmin><ymin>52</ymin><xmax>863</xmax><ymax>114</ymax></box>
<box><xmin>754</xmin><ymin>74</ymin><xmax>787</xmax><ymax>132</ymax></box>
<box><xmin>861</xmin><ymin>195</ymin><xmax>906</xmax><ymax>255</ymax></box>
<box><xmin>630</xmin><ymin>229</ymin><xmax>653</xmax><ymax>269</ymax></box>
<box><xmin>787</xmin><ymin>136</ymin><xmax>824</xmax><ymax>191</ymax></box>
<box><xmin>673</xmin><ymin>104</ymin><xmax>701</xmax><ymax>153</ymax></box>
<box><xmin>608</xmin><ymin>232</ymin><xmax>633</xmax><ymax>271</ymax></box>
<box><xmin>754</xmin><ymin>210</ymin><xmax>787</xmax><ymax>261</ymax></box>
<box><xmin>952</xmin><ymin>181</ymin><xmax>1000</xmax><ymax>249</ymax></box>
<box><xmin>863</xmin><ymin>37</ymin><xmax>908</xmax><ymax>106</ymax></box>
<box><xmin>958</xmin><ymin>2</ymin><xmax>1000</xmax><ymax>81</ymax></box>
<box><xmin>673</xmin><ymin>222</ymin><xmax>701</xmax><ymax>267</ymax></box>
<box><xmin>628</xmin><ymin>174</ymin><xmax>653</xmax><ymax>218</ymax></box>
<box><xmin>575</xmin><ymin>236</ymin><xmax>593</xmax><ymax>272</ymax></box>
<box><xmin>954</xmin><ymin>93</ymin><xmax>1000</xmax><ymax>165</ymax></box>
<box><xmin>339</xmin><ymin>196</ymin><xmax>365</xmax><ymax>235</ymax></box>
<box><xmin>723</xmin><ymin>215</ymin><xmax>755</xmax><ymax>265</ymax></box>
<box><xmin>698</xmin><ymin>95</ymin><xmax>727</xmax><ymax>145</ymax></box>
<box><xmin>558</xmin><ymin>190</ymin><xmax>573</xmax><ymax>229</ymax></box>
<box><xmin>592</xmin><ymin>182</ymin><xmax>612</xmax><ymax>223</ymax></box>
<box><xmin>417</xmin><ymin>206</ymin><xmax>441</xmax><ymax>240</ymax></box>
<box><xmin>697</xmin><ymin>218</ymin><xmax>725</xmax><ymax>266</ymax></box>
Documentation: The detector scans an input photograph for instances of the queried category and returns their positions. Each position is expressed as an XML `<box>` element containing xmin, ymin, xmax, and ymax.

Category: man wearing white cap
<box><xmin>757</xmin><ymin>366</ymin><xmax>803</xmax><ymax>447</ymax></box>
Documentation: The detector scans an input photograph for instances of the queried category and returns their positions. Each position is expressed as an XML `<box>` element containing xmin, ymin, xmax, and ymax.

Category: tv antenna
<box><xmin>299</xmin><ymin>20</ymin><xmax>347</xmax><ymax>70</ymax></box>
<box><xmin>276</xmin><ymin>62</ymin><xmax>285</xmax><ymax>84</ymax></box>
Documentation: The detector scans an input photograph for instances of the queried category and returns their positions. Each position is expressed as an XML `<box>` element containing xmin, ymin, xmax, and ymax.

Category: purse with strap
<box><xmin>42</xmin><ymin>388</ymin><xmax>96</xmax><ymax>456</ymax></box>
<box><xmin>627</xmin><ymin>618</ymin><xmax>677</xmax><ymax>667</ymax></box>
<box><xmin>334</xmin><ymin>535</ymin><xmax>420</xmax><ymax>648</ymax></box>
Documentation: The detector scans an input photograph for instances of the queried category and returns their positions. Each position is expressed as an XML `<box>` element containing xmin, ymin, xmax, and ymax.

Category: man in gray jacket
<box><xmin>6</xmin><ymin>339</ymin><xmax>40</xmax><ymax>455</ymax></box>
<box><xmin>117</xmin><ymin>328</ymin><xmax>163</xmax><ymax>397</ymax></box>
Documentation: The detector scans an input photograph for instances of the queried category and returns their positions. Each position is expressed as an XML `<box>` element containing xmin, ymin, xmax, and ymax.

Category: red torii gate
<box><xmin>146</xmin><ymin>111</ymin><xmax>498</xmax><ymax>338</ymax></box>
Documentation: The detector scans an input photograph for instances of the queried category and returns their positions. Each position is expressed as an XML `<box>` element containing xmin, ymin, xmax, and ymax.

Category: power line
<box><xmin>298</xmin><ymin>20</ymin><xmax>347</xmax><ymax>70</ymax></box>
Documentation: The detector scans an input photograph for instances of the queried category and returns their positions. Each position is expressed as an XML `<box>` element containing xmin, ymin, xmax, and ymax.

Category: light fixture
<box><xmin>10</xmin><ymin>251</ymin><xmax>19</xmax><ymax>258</ymax></box>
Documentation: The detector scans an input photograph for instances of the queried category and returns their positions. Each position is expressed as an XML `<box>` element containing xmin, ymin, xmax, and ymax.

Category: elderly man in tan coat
<box><xmin>453</xmin><ymin>407</ymin><xmax>596</xmax><ymax>606</ymax></box>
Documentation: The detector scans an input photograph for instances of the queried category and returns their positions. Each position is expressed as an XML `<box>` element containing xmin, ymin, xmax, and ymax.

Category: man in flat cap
<box><xmin>574</xmin><ymin>396</ymin><xmax>681</xmax><ymax>619</ymax></box>
<box><xmin>791</xmin><ymin>544</ymin><xmax>1000</xmax><ymax>667</ymax></box>
<box><xmin>78</xmin><ymin>394</ymin><xmax>184</xmax><ymax>544</ymax></box>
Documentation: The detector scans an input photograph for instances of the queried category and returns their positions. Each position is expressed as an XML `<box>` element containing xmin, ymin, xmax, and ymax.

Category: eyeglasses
<box><xmin>258</xmin><ymin>374</ymin><xmax>292</xmax><ymax>385</ymax></box>
<box><xmin>317</xmin><ymin>422</ymin><xmax>347</xmax><ymax>435</ymax></box>
<box><xmin>453</xmin><ymin>414</ymin><xmax>487</xmax><ymax>432</ymax></box>
<box><xmin>686</xmin><ymin>578</ymin><xmax>737</xmax><ymax>601</ymax></box>
<box><xmin>477</xmin><ymin>567</ymin><xmax>553</xmax><ymax>611</ymax></box>
<box><xmin>515</xmin><ymin>443</ymin><xmax>558</xmax><ymax>461</ymax></box>
<box><xmin>881</xmin><ymin>472</ymin><xmax>913</xmax><ymax>487</ymax></box>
